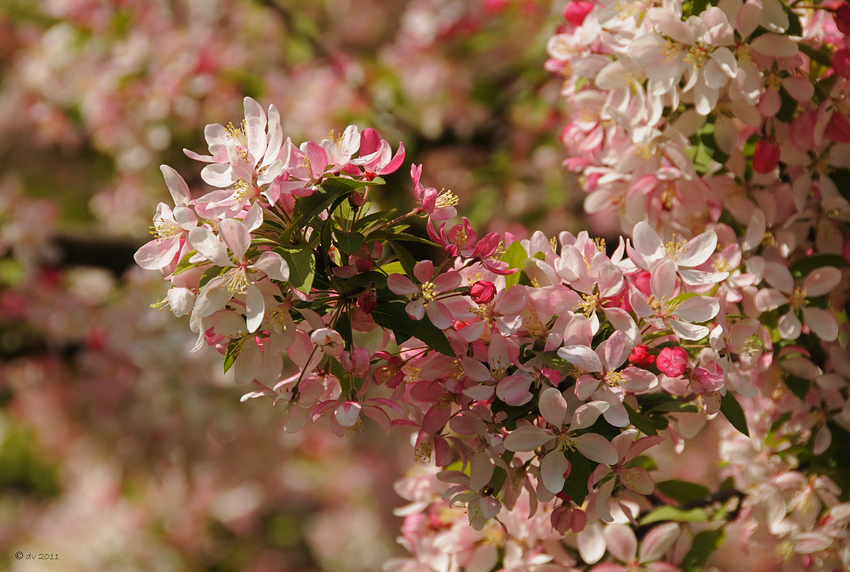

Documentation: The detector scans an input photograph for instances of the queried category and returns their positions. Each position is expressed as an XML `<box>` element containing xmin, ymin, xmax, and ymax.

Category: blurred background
<box><xmin>0</xmin><ymin>0</ymin><xmax>603</xmax><ymax>570</ymax></box>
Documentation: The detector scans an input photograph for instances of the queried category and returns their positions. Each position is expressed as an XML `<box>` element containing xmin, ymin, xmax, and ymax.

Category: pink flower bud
<box><xmin>691</xmin><ymin>361</ymin><xmax>725</xmax><ymax>394</ymax></box>
<box><xmin>657</xmin><ymin>347</ymin><xmax>689</xmax><ymax>377</ymax></box>
<box><xmin>836</xmin><ymin>3</ymin><xmax>850</xmax><ymax>35</ymax></box>
<box><xmin>827</xmin><ymin>111</ymin><xmax>850</xmax><ymax>142</ymax></box>
<box><xmin>469</xmin><ymin>280</ymin><xmax>497</xmax><ymax>304</ymax></box>
<box><xmin>628</xmin><ymin>344</ymin><xmax>656</xmax><ymax>367</ymax></box>
<box><xmin>753</xmin><ymin>139</ymin><xmax>781</xmax><ymax>174</ymax></box>
<box><xmin>564</xmin><ymin>1</ymin><xmax>593</xmax><ymax>26</ymax></box>
<box><xmin>832</xmin><ymin>48</ymin><xmax>850</xmax><ymax>79</ymax></box>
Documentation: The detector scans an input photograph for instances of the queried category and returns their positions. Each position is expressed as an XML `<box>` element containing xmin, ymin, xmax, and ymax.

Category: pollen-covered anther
<box><xmin>664</xmin><ymin>239</ymin><xmax>687</xmax><ymax>258</ymax></box>
<box><xmin>556</xmin><ymin>433</ymin><xmax>578</xmax><ymax>453</ymax></box>
<box><xmin>684</xmin><ymin>45</ymin><xmax>707</xmax><ymax>68</ymax></box>
<box><xmin>662</xmin><ymin>40</ymin><xmax>680</xmax><ymax>62</ymax></box>
<box><xmin>435</xmin><ymin>188</ymin><xmax>459</xmax><ymax>209</ymax></box>
<box><xmin>593</xmin><ymin>237</ymin><xmax>606</xmax><ymax>252</ymax></box>
<box><xmin>421</xmin><ymin>281</ymin><xmax>437</xmax><ymax>302</ymax></box>
<box><xmin>575</xmin><ymin>293</ymin><xmax>599</xmax><ymax>318</ymax></box>
<box><xmin>224</xmin><ymin>267</ymin><xmax>249</xmax><ymax>294</ymax></box>
<box><xmin>638</xmin><ymin>143</ymin><xmax>655</xmax><ymax>160</ymax></box>
<box><xmin>712</xmin><ymin>258</ymin><xmax>733</xmax><ymax>273</ymax></box>
<box><xmin>150</xmin><ymin>218</ymin><xmax>180</xmax><ymax>241</ymax></box>
<box><xmin>605</xmin><ymin>370</ymin><xmax>624</xmax><ymax>387</ymax></box>
<box><xmin>789</xmin><ymin>286</ymin><xmax>807</xmax><ymax>311</ymax></box>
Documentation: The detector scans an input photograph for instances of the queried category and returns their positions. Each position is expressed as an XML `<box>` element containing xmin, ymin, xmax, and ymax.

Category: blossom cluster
<box><xmin>136</xmin><ymin>0</ymin><xmax>850</xmax><ymax>569</ymax></box>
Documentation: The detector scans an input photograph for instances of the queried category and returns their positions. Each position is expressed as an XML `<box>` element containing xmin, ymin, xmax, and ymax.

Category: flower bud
<box><xmin>564</xmin><ymin>1</ymin><xmax>593</xmax><ymax>26</ymax></box>
<box><xmin>753</xmin><ymin>139</ymin><xmax>781</xmax><ymax>174</ymax></box>
<box><xmin>657</xmin><ymin>347</ymin><xmax>688</xmax><ymax>377</ymax></box>
<box><xmin>832</xmin><ymin>48</ymin><xmax>850</xmax><ymax>79</ymax></box>
<box><xmin>827</xmin><ymin>111</ymin><xmax>850</xmax><ymax>143</ymax></box>
<box><xmin>628</xmin><ymin>344</ymin><xmax>656</xmax><ymax>367</ymax></box>
<box><xmin>836</xmin><ymin>3</ymin><xmax>850</xmax><ymax>35</ymax></box>
<box><xmin>469</xmin><ymin>280</ymin><xmax>497</xmax><ymax>304</ymax></box>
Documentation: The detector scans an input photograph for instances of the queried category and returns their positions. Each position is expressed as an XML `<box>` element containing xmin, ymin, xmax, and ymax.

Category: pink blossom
<box><xmin>564</xmin><ymin>1</ymin><xmax>593</xmax><ymax>26</ymax></box>
<box><xmin>469</xmin><ymin>280</ymin><xmax>496</xmax><ymax>304</ymax></box>
<box><xmin>656</xmin><ymin>347</ymin><xmax>688</xmax><ymax>377</ymax></box>
<box><xmin>753</xmin><ymin>139</ymin><xmax>781</xmax><ymax>173</ymax></box>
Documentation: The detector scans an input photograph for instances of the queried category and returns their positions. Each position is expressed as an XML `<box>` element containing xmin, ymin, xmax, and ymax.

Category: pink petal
<box><xmin>576</xmin><ymin>433</ymin><xmax>619</xmax><ymax>465</ymax></box>
<box><xmin>219</xmin><ymin>218</ymin><xmax>251</xmax><ymax>259</ymax></box>
<box><xmin>604</xmin><ymin>524</ymin><xmax>637</xmax><ymax>563</ymax></box>
<box><xmin>539</xmin><ymin>387</ymin><xmax>568</xmax><ymax>427</ymax></box>
<box><xmin>541</xmin><ymin>452</ymin><xmax>570</xmax><ymax>494</ymax></box>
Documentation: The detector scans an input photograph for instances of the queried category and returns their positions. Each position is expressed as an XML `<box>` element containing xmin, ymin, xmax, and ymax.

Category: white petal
<box><xmin>557</xmin><ymin>345</ymin><xmax>604</xmax><ymax>373</ymax></box>
<box><xmin>539</xmin><ymin>387</ymin><xmax>568</xmax><ymax>427</ymax></box>
<box><xmin>678</xmin><ymin>231</ymin><xmax>717</xmax><ymax>267</ymax></box>
<box><xmin>576</xmin><ymin>433</ymin><xmax>619</xmax><ymax>465</ymax></box>
<box><xmin>778</xmin><ymin>311</ymin><xmax>802</xmax><ymax>340</ymax></box>
<box><xmin>504</xmin><ymin>425</ymin><xmax>553</xmax><ymax>452</ymax></box>
<box><xmin>804</xmin><ymin>266</ymin><xmax>842</xmax><ymax>297</ymax></box>
<box><xmin>802</xmin><ymin>307</ymin><xmax>838</xmax><ymax>341</ymax></box>
<box><xmin>673</xmin><ymin>296</ymin><xmax>719</xmax><ymax>323</ymax></box>
<box><xmin>541</xmin><ymin>452</ymin><xmax>569</xmax><ymax>494</ymax></box>
<box><xmin>245</xmin><ymin>284</ymin><xmax>265</xmax><ymax>333</ymax></box>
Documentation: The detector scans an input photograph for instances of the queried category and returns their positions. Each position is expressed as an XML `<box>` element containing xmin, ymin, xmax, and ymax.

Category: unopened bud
<box><xmin>469</xmin><ymin>280</ymin><xmax>496</xmax><ymax>304</ymax></box>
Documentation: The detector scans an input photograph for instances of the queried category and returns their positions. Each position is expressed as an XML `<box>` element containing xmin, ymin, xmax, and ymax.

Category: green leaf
<box><xmin>789</xmin><ymin>253</ymin><xmax>850</xmax><ymax>278</ymax></box>
<box><xmin>293</xmin><ymin>187</ymin><xmax>341</xmax><ymax>229</ymax></box>
<box><xmin>720</xmin><ymin>392</ymin><xmax>750</xmax><ymax>437</ymax></box>
<box><xmin>536</xmin><ymin>352</ymin><xmax>573</xmax><ymax>377</ymax></box>
<box><xmin>379</xmin><ymin>261</ymin><xmax>405</xmax><ymax>276</ymax></box>
<box><xmin>335</xmin><ymin>311</ymin><xmax>353</xmax><ymax>350</ymax></box>
<box><xmin>389</xmin><ymin>242</ymin><xmax>418</xmax><ymax>279</ymax></box>
<box><xmin>371</xmin><ymin>302</ymin><xmax>456</xmax><ymax>357</ymax></box>
<box><xmin>335</xmin><ymin>230</ymin><xmax>366</xmax><ymax>254</ymax></box>
<box><xmin>199</xmin><ymin>265</ymin><xmax>225</xmax><ymax>289</ymax></box>
<box><xmin>640</xmin><ymin>505</ymin><xmax>710</xmax><ymax>525</ymax></box>
<box><xmin>775</xmin><ymin>85</ymin><xmax>797</xmax><ymax>123</ymax></box>
<box><xmin>563</xmin><ymin>449</ymin><xmax>594</xmax><ymax>506</ymax></box>
<box><xmin>784</xmin><ymin>376</ymin><xmax>811</xmax><ymax>400</ymax></box>
<box><xmin>223</xmin><ymin>339</ymin><xmax>238</xmax><ymax>373</ymax></box>
<box><xmin>624</xmin><ymin>403</ymin><xmax>658</xmax><ymax>436</ymax></box>
<box><xmin>173</xmin><ymin>250</ymin><xmax>201</xmax><ymax>275</ymax></box>
<box><xmin>680</xmin><ymin>528</ymin><xmax>726</xmax><ymax>572</ymax></box>
<box><xmin>500</xmin><ymin>241</ymin><xmax>528</xmax><ymax>289</ymax></box>
<box><xmin>352</xmin><ymin>208</ymin><xmax>398</xmax><ymax>232</ymax></box>
<box><xmin>799</xmin><ymin>43</ymin><xmax>834</xmax><ymax>67</ymax></box>
<box><xmin>645</xmin><ymin>401</ymin><xmax>699</xmax><ymax>414</ymax></box>
<box><xmin>655</xmin><ymin>480</ymin><xmax>711</xmax><ymax>505</ymax></box>
<box><xmin>276</xmin><ymin>246</ymin><xmax>315</xmax><ymax>293</ymax></box>
<box><xmin>784</xmin><ymin>6</ymin><xmax>802</xmax><ymax>37</ymax></box>
<box><xmin>345</xmin><ymin>271</ymin><xmax>387</xmax><ymax>290</ymax></box>
<box><xmin>630</xmin><ymin>455</ymin><xmax>658</xmax><ymax>471</ymax></box>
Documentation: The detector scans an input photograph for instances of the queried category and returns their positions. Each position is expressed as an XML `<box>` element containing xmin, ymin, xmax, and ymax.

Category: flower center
<box><xmin>789</xmin><ymin>286</ymin><xmax>807</xmax><ymax>311</ymax></box>
<box><xmin>421</xmin><ymin>281</ymin><xmax>437</xmax><ymax>302</ymax></box>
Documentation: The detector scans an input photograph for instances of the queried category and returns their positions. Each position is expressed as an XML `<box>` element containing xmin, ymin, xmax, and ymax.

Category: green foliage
<box><xmin>500</xmin><ymin>241</ymin><xmax>528</xmax><ymax>288</ymax></box>
<box><xmin>680</xmin><ymin>528</ymin><xmax>727</xmax><ymax>572</ymax></box>
<box><xmin>371</xmin><ymin>302</ymin><xmax>456</xmax><ymax>357</ymax></box>
<box><xmin>640</xmin><ymin>505</ymin><xmax>710</xmax><ymax>525</ymax></box>
<box><xmin>720</xmin><ymin>392</ymin><xmax>750</xmax><ymax>437</ymax></box>
<box><xmin>276</xmin><ymin>246</ymin><xmax>315</xmax><ymax>293</ymax></box>
<box><xmin>655</xmin><ymin>480</ymin><xmax>711</xmax><ymax>505</ymax></box>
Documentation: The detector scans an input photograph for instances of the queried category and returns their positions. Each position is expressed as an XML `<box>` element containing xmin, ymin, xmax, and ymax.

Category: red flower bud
<box><xmin>628</xmin><ymin>344</ymin><xmax>656</xmax><ymax>367</ymax></box>
<box><xmin>469</xmin><ymin>280</ymin><xmax>497</xmax><ymax>304</ymax></box>
<box><xmin>564</xmin><ymin>1</ymin><xmax>593</xmax><ymax>26</ymax></box>
<box><xmin>836</xmin><ymin>3</ymin><xmax>850</xmax><ymax>35</ymax></box>
<box><xmin>657</xmin><ymin>347</ymin><xmax>689</xmax><ymax>377</ymax></box>
<box><xmin>832</xmin><ymin>48</ymin><xmax>850</xmax><ymax>79</ymax></box>
<box><xmin>827</xmin><ymin>111</ymin><xmax>850</xmax><ymax>142</ymax></box>
<box><xmin>753</xmin><ymin>139</ymin><xmax>781</xmax><ymax>174</ymax></box>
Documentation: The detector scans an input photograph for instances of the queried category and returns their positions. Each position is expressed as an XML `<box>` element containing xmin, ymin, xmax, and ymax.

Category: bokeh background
<box><xmin>0</xmin><ymin>0</ymin><xmax>601</xmax><ymax>570</ymax></box>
